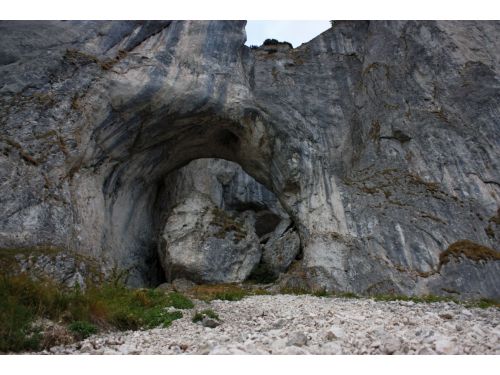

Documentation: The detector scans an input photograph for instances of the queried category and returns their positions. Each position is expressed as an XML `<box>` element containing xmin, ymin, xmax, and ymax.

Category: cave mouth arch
<box><xmin>100</xmin><ymin>156</ymin><xmax>300</xmax><ymax>287</ymax></box>
<box><xmin>89</xmin><ymin>107</ymin><xmax>285</xmax><ymax>286</ymax></box>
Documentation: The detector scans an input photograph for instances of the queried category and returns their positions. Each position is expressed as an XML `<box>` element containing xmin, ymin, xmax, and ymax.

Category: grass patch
<box><xmin>192</xmin><ymin>309</ymin><xmax>220</xmax><ymax>323</ymax></box>
<box><xmin>334</xmin><ymin>291</ymin><xmax>360</xmax><ymax>299</ymax></box>
<box><xmin>373</xmin><ymin>294</ymin><xmax>458</xmax><ymax>304</ymax></box>
<box><xmin>279</xmin><ymin>287</ymin><xmax>310</xmax><ymax>295</ymax></box>
<box><xmin>0</xmin><ymin>274</ymin><xmax>193</xmax><ymax>352</ymax></box>
<box><xmin>465</xmin><ymin>298</ymin><xmax>500</xmax><ymax>309</ymax></box>
<box><xmin>312</xmin><ymin>289</ymin><xmax>330</xmax><ymax>297</ymax></box>
<box><xmin>438</xmin><ymin>240</ymin><xmax>500</xmax><ymax>270</ymax></box>
<box><xmin>188</xmin><ymin>283</ymin><xmax>268</xmax><ymax>302</ymax></box>
<box><xmin>166</xmin><ymin>292</ymin><xmax>195</xmax><ymax>309</ymax></box>
<box><xmin>68</xmin><ymin>321</ymin><xmax>97</xmax><ymax>340</ymax></box>
<box><xmin>372</xmin><ymin>293</ymin><xmax>499</xmax><ymax>309</ymax></box>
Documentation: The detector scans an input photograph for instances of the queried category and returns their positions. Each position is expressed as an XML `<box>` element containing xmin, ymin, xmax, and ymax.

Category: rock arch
<box><xmin>1</xmin><ymin>20</ymin><xmax>499</xmax><ymax>298</ymax></box>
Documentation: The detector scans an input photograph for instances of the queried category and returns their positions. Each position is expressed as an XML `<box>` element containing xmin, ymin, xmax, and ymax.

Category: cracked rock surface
<box><xmin>1</xmin><ymin>20</ymin><xmax>499</xmax><ymax>297</ymax></box>
<box><xmin>39</xmin><ymin>295</ymin><xmax>500</xmax><ymax>355</ymax></box>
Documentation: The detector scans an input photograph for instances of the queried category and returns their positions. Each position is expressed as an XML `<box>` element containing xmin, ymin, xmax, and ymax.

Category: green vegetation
<box><xmin>192</xmin><ymin>309</ymin><xmax>220</xmax><ymax>323</ymax></box>
<box><xmin>372</xmin><ymin>293</ymin><xmax>499</xmax><ymax>309</ymax></box>
<box><xmin>279</xmin><ymin>286</ymin><xmax>310</xmax><ymax>295</ymax></box>
<box><xmin>373</xmin><ymin>294</ymin><xmax>458</xmax><ymax>304</ymax></box>
<box><xmin>467</xmin><ymin>298</ymin><xmax>500</xmax><ymax>309</ymax></box>
<box><xmin>68</xmin><ymin>321</ymin><xmax>97</xmax><ymax>340</ymax></box>
<box><xmin>335</xmin><ymin>291</ymin><xmax>360</xmax><ymax>299</ymax></box>
<box><xmin>166</xmin><ymin>292</ymin><xmax>195</xmax><ymax>309</ymax></box>
<box><xmin>312</xmin><ymin>289</ymin><xmax>329</xmax><ymax>297</ymax></box>
<box><xmin>0</xmin><ymin>273</ymin><xmax>193</xmax><ymax>353</ymax></box>
<box><xmin>189</xmin><ymin>283</ymin><xmax>269</xmax><ymax>302</ymax></box>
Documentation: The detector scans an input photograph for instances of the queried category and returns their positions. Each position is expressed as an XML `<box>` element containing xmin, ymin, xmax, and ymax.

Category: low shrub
<box><xmin>192</xmin><ymin>309</ymin><xmax>220</xmax><ymax>323</ymax></box>
<box><xmin>167</xmin><ymin>292</ymin><xmax>195</xmax><ymax>309</ymax></box>
<box><xmin>0</xmin><ymin>274</ymin><xmax>193</xmax><ymax>352</ymax></box>
<box><xmin>68</xmin><ymin>321</ymin><xmax>97</xmax><ymax>340</ymax></box>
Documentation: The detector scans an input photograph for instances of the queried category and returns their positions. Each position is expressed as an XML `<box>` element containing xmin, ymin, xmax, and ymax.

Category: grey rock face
<box><xmin>159</xmin><ymin>158</ymin><xmax>299</xmax><ymax>282</ymax></box>
<box><xmin>0</xmin><ymin>248</ymin><xmax>104</xmax><ymax>289</ymax></box>
<box><xmin>0</xmin><ymin>20</ymin><xmax>499</xmax><ymax>298</ymax></box>
<box><xmin>160</xmin><ymin>193</ymin><xmax>261</xmax><ymax>283</ymax></box>
<box><xmin>261</xmin><ymin>219</ymin><xmax>301</xmax><ymax>276</ymax></box>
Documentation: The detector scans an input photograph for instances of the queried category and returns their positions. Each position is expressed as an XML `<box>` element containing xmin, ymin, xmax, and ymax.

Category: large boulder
<box><xmin>159</xmin><ymin>193</ymin><xmax>261</xmax><ymax>283</ymax></box>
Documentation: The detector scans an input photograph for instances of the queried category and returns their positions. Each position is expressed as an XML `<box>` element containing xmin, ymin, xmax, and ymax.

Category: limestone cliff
<box><xmin>0</xmin><ymin>20</ymin><xmax>499</xmax><ymax>299</ymax></box>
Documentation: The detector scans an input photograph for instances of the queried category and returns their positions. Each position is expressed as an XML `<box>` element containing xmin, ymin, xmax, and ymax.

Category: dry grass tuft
<box><xmin>438</xmin><ymin>240</ymin><xmax>500</xmax><ymax>270</ymax></box>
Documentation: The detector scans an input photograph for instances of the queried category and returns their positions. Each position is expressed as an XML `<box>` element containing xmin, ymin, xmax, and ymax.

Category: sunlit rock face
<box><xmin>0</xmin><ymin>20</ymin><xmax>499</xmax><ymax>298</ymax></box>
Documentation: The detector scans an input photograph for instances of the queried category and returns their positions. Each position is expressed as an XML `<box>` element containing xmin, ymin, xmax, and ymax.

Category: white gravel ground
<box><xmin>40</xmin><ymin>295</ymin><xmax>500</xmax><ymax>355</ymax></box>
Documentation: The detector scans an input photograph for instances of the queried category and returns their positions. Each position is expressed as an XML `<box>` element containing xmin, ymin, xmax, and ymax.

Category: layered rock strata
<box><xmin>0</xmin><ymin>21</ymin><xmax>499</xmax><ymax>298</ymax></box>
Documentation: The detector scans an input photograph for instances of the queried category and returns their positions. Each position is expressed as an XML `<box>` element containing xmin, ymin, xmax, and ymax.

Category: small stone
<box><xmin>197</xmin><ymin>342</ymin><xmax>215</xmax><ymax>355</ymax></box>
<box><xmin>435</xmin><ymin>338</ymin><xmax>456</xmax><ymax>354</ymax></box>
<box><xmin>439</xmin><ymin>313</ymin><xmax>453</xmax><ymax>320</ymax></box>
<box><xmin>79</xmin><ymin>342</ymin><xmax>94</xmax><ymax>353</ymax></box>
<box><xmin>272</xmin><ymin>318</ymin><xmax>286</xmax><ymax>329</ymax></box>
<box><xmin>320</xmin><ymin>342</ymin><xmax>342</xmax><ymax>354</ymax></box>
<box><xmin>382</xmin><ymin>336</ymin><xmax>401</xmax><ymax>355</ymax></box>
<box><xmin>418</xmin><ymin>347</ymin><xmax>436</xmax><ymax>355</ymax></box>
<box><xmin>283</xmin><ymin>345</ymin><xmax>309</xmax><ymax>355</ymax></box>
<box><xmin>201</xmin><ymin>317</ymin><xmax>220</xmax><ymax>328</ymax></box>
<box><xmin>271</xmin><ymin>338</ymin><xmax>288</xmax><ymax>352</ymax></box>
<box><xmin>172</xmin><ymin>278</ymin><xmax>196</xmax><ymax>293</ymax></box>
<box><xmin>368</xmin><ymin>341</ymin><xmax>380</xmax><ymax>350</ymax></box>
<box><xmin>326</xmin><ymin>326</ymin><xmax>346</xmax><ymax>340</ymax></box>
<box><xmin>287</xmin><ymin>332</ymin><xmax>308</xmax><ymax>347</ymax></box>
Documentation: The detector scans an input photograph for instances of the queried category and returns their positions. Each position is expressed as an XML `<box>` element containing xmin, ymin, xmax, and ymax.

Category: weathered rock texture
<box><xmin>158</xmin><ymin>158</ymin><xmax>298</xmax><ymax>282</ymax></box>
<box><xmin>0</xmin><ymin>21</ymin><xmax>499</xmax><ymax>298</ymax></box>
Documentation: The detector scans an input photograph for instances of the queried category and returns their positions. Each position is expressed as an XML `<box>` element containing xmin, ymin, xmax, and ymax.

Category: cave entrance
<box><xmin>156</xmin><ymin>158</ymin><xmax>301</xmax><ymax>286</ymax></box>
<box><xmin>90</xmin><ymin>86</ymin><xmax>300</xmax><ymax>287</ymax></box>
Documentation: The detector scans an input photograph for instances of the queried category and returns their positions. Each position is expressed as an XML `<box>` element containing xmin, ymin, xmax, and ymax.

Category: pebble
<box><xmin>201</xmin><ymin>317</ymin><xmax>220</xmax><ymax>328</ymax></box>
<box><xmin>435</xmin><ymin>337</ymin><xmax>456</xmax><ymax>354</ymax></box>
<box><xmin>326</xmin><ymin>326</ymin><xmax>345</xmax><ymax>340</ymax></box>
<box><xmin>37</xmin><ymin>295</ymin><xmax>500</xmax><ymax>355</ymax></box>
<box><xmin>287</xmin><ymin>332</ymin><xmax>308</xmax><ymax>347</ymax></box>
<box><xmin>382</xmin><ymin>336</ymin><xmax>402</xmax><ymax>355</ymax></box>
